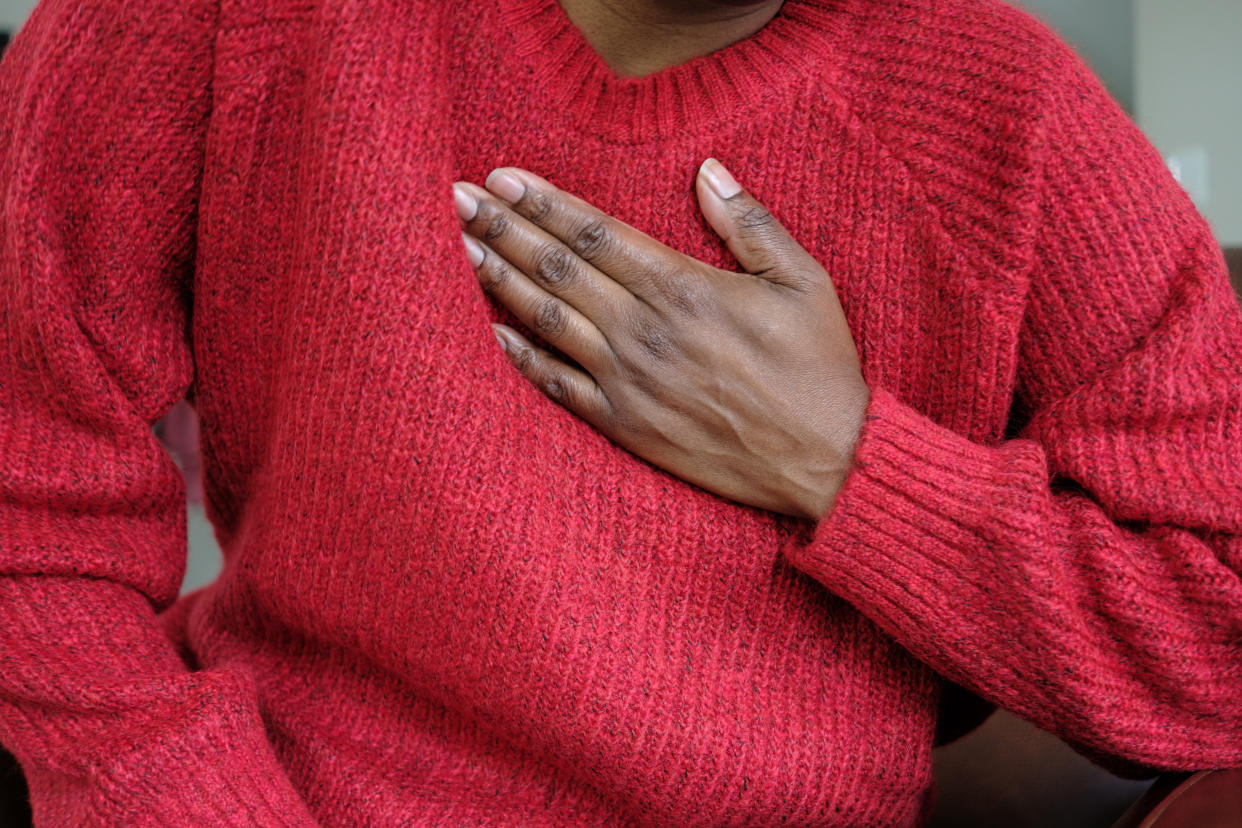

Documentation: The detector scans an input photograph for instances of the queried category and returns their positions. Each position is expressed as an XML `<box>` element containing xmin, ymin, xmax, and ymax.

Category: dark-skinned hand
<box><xmin>452</xmin><ymin>159</ymin><xmax>870</xmax><ymax>522</ymax></box>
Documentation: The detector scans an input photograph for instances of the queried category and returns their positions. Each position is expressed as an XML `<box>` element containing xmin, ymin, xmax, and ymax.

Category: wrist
<box><xmin>792</xmin><ymin>379</ymin><xmax>870</xmax><ymax>521</ymax></box>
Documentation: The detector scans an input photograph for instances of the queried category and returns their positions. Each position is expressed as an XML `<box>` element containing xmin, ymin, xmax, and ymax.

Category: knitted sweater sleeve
<box><xmin>783</xmin><ymin>40</ymin><xmax>1242</xmax><ymax>771</ymax></box>
<box><xmin>0</xmin><ymin>2</ymin><xmax>318</xmax><ymax>824</ymax></box>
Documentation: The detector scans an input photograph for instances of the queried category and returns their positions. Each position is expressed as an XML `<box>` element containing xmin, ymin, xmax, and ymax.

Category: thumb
<box><xmin>696</xmin><ymin>158</ymin><xmax>811</xmax><ymax>286</ymax></box>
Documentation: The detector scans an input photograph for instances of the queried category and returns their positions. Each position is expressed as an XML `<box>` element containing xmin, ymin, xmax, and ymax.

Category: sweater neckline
<box><xmin>495</xmin><ymin>0</ymin><xmax>852</xmax><ymax>144</ymax></box>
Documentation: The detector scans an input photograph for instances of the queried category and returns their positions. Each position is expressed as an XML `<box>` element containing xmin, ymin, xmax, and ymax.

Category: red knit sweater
<box><xmin>2</xmin><ymin>0</ymin><xmax>1241</xmax><ymax>824</ymax></box>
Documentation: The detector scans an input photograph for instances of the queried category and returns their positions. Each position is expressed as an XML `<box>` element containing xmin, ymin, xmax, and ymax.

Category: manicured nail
<box><xmin>453</xmin><ymin>183</ymin><xmax>478</xmax><ymax>221</ymax></box>
<box><xmin>486</xmin><ymin>169</ymin><xmax>525</xmax><ymax>203</ymax></box>
<box><xmin>700</xmin><ymin>158</ymin><xmax>741</xmax><ymax>200</ymax></box>
<box><xmin>491</xmin><ymin>324</ymin><xmax>509</xmax><ymax>352</ymax></box>
<box><xmin>462</xmin><ymin>233</ymin><xmax>484</xmax><ymax>267</ymax></box>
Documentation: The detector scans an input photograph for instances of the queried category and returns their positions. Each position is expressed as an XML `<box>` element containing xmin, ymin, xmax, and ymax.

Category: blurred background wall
<box><xmin>1013</xmin><ymin>0</ymin><xmax>1134</xmax><ymax>112</ymax></box>
<box><xmin>1134</xmin><ymin>0</ymin><xmax>1242</xmax><ymax>246</ymax></box>
<box><xmin>0</xmin><ymin>0</ymin><xmax>33</xmax><ymax>36</ymax></box>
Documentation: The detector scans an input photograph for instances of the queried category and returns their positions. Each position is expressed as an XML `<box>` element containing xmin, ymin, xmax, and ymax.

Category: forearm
<box><xmin>0</xmin><ymin>0</ymin><xmax>320</xmax><ymax>820</ymax></box>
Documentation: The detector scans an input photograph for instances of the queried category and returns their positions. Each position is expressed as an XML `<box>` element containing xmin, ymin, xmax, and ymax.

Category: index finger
<box><xmin>483</xmin><ymin>167</ymin><xmax>693</xmax><ymax>304</ymax></box>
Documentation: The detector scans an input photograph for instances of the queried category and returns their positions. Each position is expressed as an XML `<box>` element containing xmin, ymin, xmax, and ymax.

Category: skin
<box><xmin>557</xmin><ymin>0</ymin><xmax>786</xmax><ymax>77</ymax></box>
<box><xmin>452</xmin><ymin>160</ymin><xmax>871</xmax><ymax>521</ymax></box>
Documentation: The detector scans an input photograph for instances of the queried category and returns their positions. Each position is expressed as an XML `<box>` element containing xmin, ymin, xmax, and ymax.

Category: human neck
<box><xmin>555</xmin><ymin>0</ymin><xmax>786</xmax><ymax>78</ymax></box>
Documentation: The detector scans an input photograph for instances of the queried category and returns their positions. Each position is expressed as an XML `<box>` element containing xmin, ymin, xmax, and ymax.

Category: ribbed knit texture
<box><xmin>2</xmin><ymin>0</ymin><xmax>1240</xmax><ymax>825</ymax></box>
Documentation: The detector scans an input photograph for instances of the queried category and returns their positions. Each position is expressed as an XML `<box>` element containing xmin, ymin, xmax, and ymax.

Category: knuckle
<box><xmin>532</xmin><ymin>245</ymin><xmax>575</xmax><ymax>288</ymax></box>
<box><xmin>735</xmin><ymin>203</ymin><xmax>774</xmax><ymax>231</ymax></box>
<box><xmin>659</xmin><ymin>278</ymin><xmax>701</xmax><ymax>317</ymax></box>
<box><xmin>476</xmin><ymin>258</ymin><xmax>509</xmax><ymax>293</ymax></box>
<box><xmin>649</xmin><ymin>261</ymin><xmax>700</xmax><ymax>317</ymax></box>
<box><xmin>480</xmin><ymin>208</ymin><xmax>510</xmax><ymax>243</ymax></box>
<box><xmin>515</xmin><ymin>188</ymin><xmax>553</xmax><ymax>224</ymax></box>
<box><xmin>511</xmin><ymin>344</ymin><xmax>537</xmax><ymax>374</ymax></box>
<box><xmin>570</xmin><ymin>219</ymin><xmax>612</xmax><ymax>262</ymax></box>
<box><xmin>542</xmin><ymin>375</ymin><xmax>568</xmax><ymax>403</ymax></box>
<box><xmin>629</xmin><ymin>316</ymin><xmax>675</xmax><ymax>361</ymax></box>
<box><xmin>531</xmin><ymin>297</ymin><xmax>567</xmax><ymax>338</ymax></box>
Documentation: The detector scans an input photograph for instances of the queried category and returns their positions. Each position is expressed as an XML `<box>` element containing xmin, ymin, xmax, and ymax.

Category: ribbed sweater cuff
<box><xmin>0</xmin><ymin>579</ymin><xmax>320</xmax><ymax>827</ymax></box>
<box><xmin>86</xmin><ymin>693</ymin><xmax>320</xmax><ymax>828</ymax></box>
<box><xmin>782</xmin><ymin>385</ymin><xmax>1017</xmax><ymax>652</ymax></box>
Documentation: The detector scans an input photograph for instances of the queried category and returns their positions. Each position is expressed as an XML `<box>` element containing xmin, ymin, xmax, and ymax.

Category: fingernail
<box><xmin>486</xmin><ymin>169</ymin><xmax>525</xmax><ymax>203</ymax></box>
<box><xmin>700</xmin><ymin>158</ymin><xmax>741</xmax><ymax>200</ymax></box>
<box><xmin>491</xmin><ymin>325</ymin><xmax>509</xmax><ymax>352</ymax></box>
<box><xmin>453</xmin><ymin>183</ymin><xmax>478</xmax><ymax>221</ymax></box>
<box><xmin>462</xmin><ymin>233</ymin><xmax>484</xmax><ymax>267</ymax></box>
